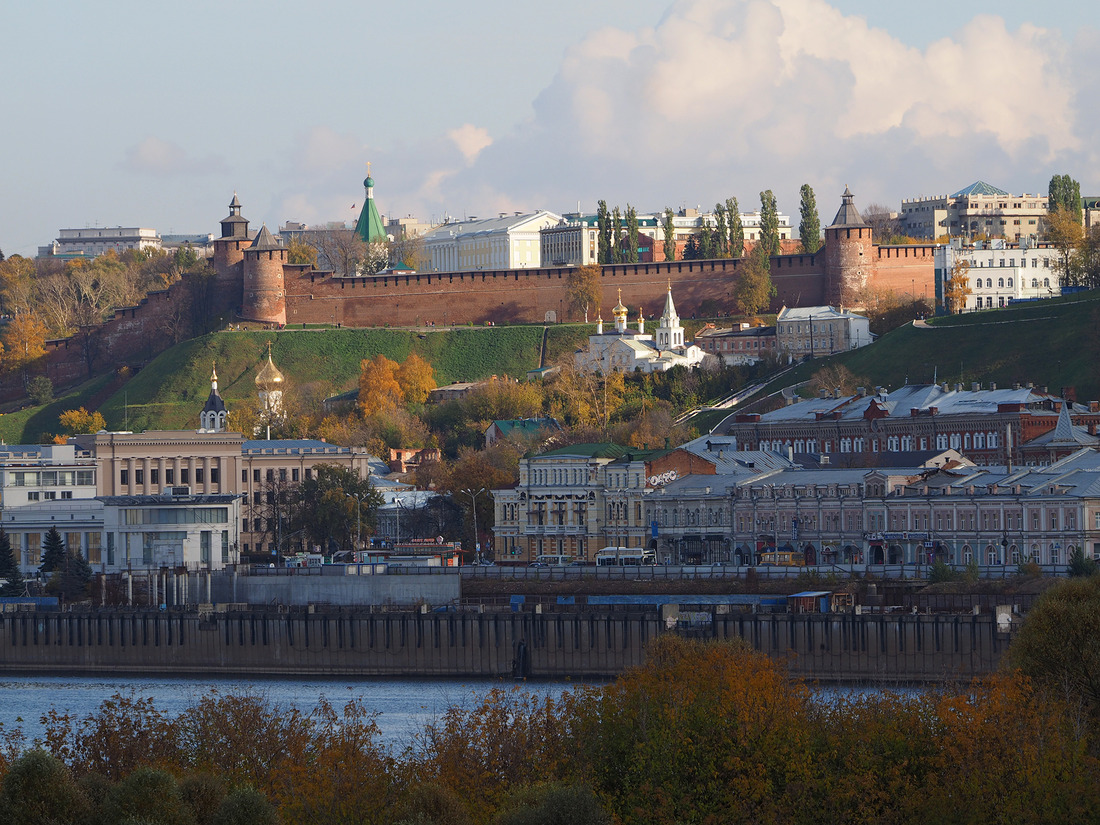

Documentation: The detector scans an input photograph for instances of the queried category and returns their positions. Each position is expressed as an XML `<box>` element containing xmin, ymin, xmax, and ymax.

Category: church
<box><xmin>575</xmin><ymin>285</ymin><xmax>706</xmax><ymax>374</ymax></box>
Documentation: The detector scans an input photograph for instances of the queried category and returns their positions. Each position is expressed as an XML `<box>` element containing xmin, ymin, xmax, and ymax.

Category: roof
<box><xmin>777</xmin><ymin>306</ymin><xmax>865</xmax><ymax>322</ymax></box>
<box><xmin>249</xmin><ymin>224</ymin><xmax>282</xmax><ymax>252</ymax></box>
<box><xmin>536</xmin><ymin>443</ymin><xmax>628</xmax><ymax>460</ymax></box>
<box><xmin>488</xmin><ymin>418</ymin><xmax>561</xmax><ymax>437</ymax></box>
<box><xmin>952</xmin><ymin>181</ymin><xmax>1009</xmax><ymax>198</ymax></box>
<box><xmin>354</xmin><ymin>178</ymin><xmax>386</xmax><ymax>245</ymax></box>
<box><xmin>829</xmin><ymin>186</ymin><xmax>868</xmax><ymax>228</ymax></box>
<box><xmin>421</xmin><ymin>211</ymin><xmax>563</xmax><ymax>240</ymax></box>
<box><xmin>1025</xmin><ymin>402</ymin><xmax>1100</xmax><ymax>449</ymax></box>
<box><xmin>98</xmin><ymin>494</ymin><xmax>240</xmax><ymax>506</ymax></box>
<box><xmin>242</xmin><ymin>439</ymin><xmax>350</xmax><ymax>454</ymax></box>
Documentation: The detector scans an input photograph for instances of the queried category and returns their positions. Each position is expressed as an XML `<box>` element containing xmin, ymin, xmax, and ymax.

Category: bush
<box><xmin>1068</xmin><ymin>547</ymin><xmax>1098</xmax><ymax>577</ymax></box>
<box><xmin>928</xmin><ymin>558</ymin><xmax>959</xmax><ymax>584</ymax></box>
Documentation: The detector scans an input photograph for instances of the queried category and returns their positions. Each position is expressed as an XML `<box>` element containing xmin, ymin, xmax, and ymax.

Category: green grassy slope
<box><xmin>95</xmin><ymin>326</ymin><xmax>550</xmax><ymax>432</ymax></box>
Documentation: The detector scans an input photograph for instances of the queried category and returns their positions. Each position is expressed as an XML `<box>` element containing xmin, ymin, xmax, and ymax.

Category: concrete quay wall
<box><xmin>0</xmin><ymin>609</ymin><xmax>1005</xmax><ymax>682</ymax></box>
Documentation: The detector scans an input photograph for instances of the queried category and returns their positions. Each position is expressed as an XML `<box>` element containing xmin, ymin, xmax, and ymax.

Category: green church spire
<box><xmin>354</xmin><ymin>162</ymin><xmax>387</xmax><ymax>244</ymax></box>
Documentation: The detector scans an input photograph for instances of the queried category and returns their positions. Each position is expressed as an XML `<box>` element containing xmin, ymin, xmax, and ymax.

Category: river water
<box><xmin>0</xmin><ymin>675</ymin><xmax>594</xmax><ymax>750</ymax></box>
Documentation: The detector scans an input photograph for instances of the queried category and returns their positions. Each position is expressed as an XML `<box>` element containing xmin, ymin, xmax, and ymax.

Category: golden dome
<box><xmin>612</xmin><ymin>288</ymin><xmax>628</xmax><ymax>317</ymax></box>
<box><xmin>255</xmin><ymin>344</ymin><xmax>284</xmax><ymax>389</ymax></box>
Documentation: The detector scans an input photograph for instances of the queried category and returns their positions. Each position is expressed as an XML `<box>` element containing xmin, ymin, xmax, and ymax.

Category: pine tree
<box><xmin>759</xmin><ymin>190</ymin><xmax>781</xmax><ymax>258</ymax></box>
<box><xmin>684</xmin><ymin>234</ymin><xmax>699</xmax><ymax>260</ymax></box>
<box><xmin>0</xmin><ymin>529</ymin><xmax>25</xmax><ymax>597</ymax></box>
<box><xmin>727</xmin><ymin>197</ymin><xmax>744</xmax><ymax>259</ymax></box>
<box><xmin>48</xmin><ymin>548</ymin><xmax>93</xmax><ymax>602</ymax></box>
<box><xmin>662</xmin><ymin>208</ymin><xmax>676</xmax><ymax>262</ymax></box>
<box><xmin>597</xmin><ymin>200</ymin><xmax>612</xmax><ymax>264</ymax></box>
<box><xmin>799</xmin><ymin>184</ymin><xmax>822</xmax><ymax>254</ymax></box>
<box><xmin>39</xmin><ymin>526</ymin><xmax>66</xmax><ymax>574</ymax></box>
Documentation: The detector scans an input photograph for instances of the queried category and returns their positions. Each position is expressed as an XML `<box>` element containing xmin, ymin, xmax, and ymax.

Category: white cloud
<box><xmin>421</xmin><ymin>0</ymin><xmax>1086</xmax><ymax>219</ymax></box>
<box><xmin>122</xmin><ymin>137</ymin><xmax>226</xmax><ymax>176</ymax></box>
<box><xmin>448</xmin><ymin>124</ymin><xmax>492</xmax><ymax>164</ymax></box>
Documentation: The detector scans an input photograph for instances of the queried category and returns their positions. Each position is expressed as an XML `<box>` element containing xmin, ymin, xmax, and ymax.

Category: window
<box><xmin>121</xmin><ymin>469</ymin><xmax>129</xmax><ymax>485</ymax></box>
<box><xmin>196</xmin><ymin>468</ymin><xmax>204</xmax><ymax>483</ymax></box>
<box><xmin>151</xmin><ymin>469</ymin><xmax>159</xmax><ymax>485</ymax></box>
<box><xmin>135</xmin><ymin>469</ymin><xmax>144</xmax><ymax>485</ymax></box>
<box><xmin>253</xmin><ymin>469</ymin><xmax>260</xmax><ymax>482</ymax></box>
<box><xmin>211</xmin><ymin>468</ymin><xmax>219</xmax><ymax>483</ymax></box>
<box><xmin>242</xmin><ymin>469</ymin><xmax>248</xmax><ymax>483</ymax></box>
<box><xmin>292</xmin><ymin>469</ymin><xmax>299</xmax><ymax>482</ymax></box>
<box><xmin>27</xmin><ymin>492</ymin><xmax>39</xmax><ymax>501</ymax></box>
<box><xmin>181</xmin><ymin>468</ymin><xmax>189</xmax><ymax>484</ymax></box>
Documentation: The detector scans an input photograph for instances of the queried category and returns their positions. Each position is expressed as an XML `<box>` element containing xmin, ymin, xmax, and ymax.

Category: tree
<box><xmin>944</xmin><ymin>258</ymin><xmax>973</xmax><ymax>314</ymax></box>
<box><xmin>624</xmin><ymin>205</ymin><xmax>639</xmax><ymax>264</ymax></box>
<box><xmin>798</xmin><ymin>184</ymin><xmax>822</xmax><ymax>254</ymax></box>
<box><xmin>212</xmin><ymin>787</ymin><xmax>280</xmax><ymax>825</ymax></box>
<box><xmin>314</xmin><ymin>229</ymin><xmax>367</xmax><ymax>277</ymax></box>
<box><xmin>596</xmin><ymin>201</ymin><xmax>611</xmax><ymax>265</ymax></box>
<box><xmin>1069</xmin><ymin>546</ymin><xmax>1098</xmax><ymax>577</ymax></box>
<box><xmin>397</xmin><ymin>353</ymin><xmax>436</xmax><ymax>405</ymax></box>
<box><xmin>1046</xmin><ymin>207</ymin><xmax>1085</xmax><ymax>285</ymax></box>
<box><xmin>1049</xmin><ymin>174</ymin><xmax>1082</xmax><ymax>224</ymax></box>
<box><xmin>863</xmin><ymin>202</ymin><xmax>904</xmax><ymax>243</ymax></box>
<box><xmin>727</xmin><ymin>197</ymin><xmax>744</xmax><ymax>259</ymax></box>
<box><xmin>26</xmin><ymin>376</ymin><xmax>53</xmax><ymax>406</ymax></box>
<box><xmin>713</xmin><ymin>203</ymin><xmax>729</xmax><ymax>258</ymax></box>
<box><xmin>294</xmin><ymin>464</ymin><xmax>381</xmax><ymax>555</ymax></box>
<box><xmin>0</xmin><ymin>530</ymin><xmax>25</xmax><ymax>597</ymax></box>
<box><xmin>286</xmin><ymin>236</ymin><xmax>319</xmax><ymax>267</ymax></box>
<box><xmin>39</xmin><ymin>526</ymin><xmax>66</xmax><ymax>575</ymax></box>
<box><xmin>47</xmin><ymin>547</ymin><xmax>93</xmax><ymax>602</ymax></box>
<box><xmin>733</xmin><ymin>249</ymin><xmax>775</xmax><ymax>316</ymax></box>
<box><xmin>59</xmin><ymin>408</ymin><xmax>107</xmax><ymax>436</ymax></box>
<box><xmin>566</xmin><ymin>264</ymin><xmax>601</xmax><ymax>323</ymax></box>
<box><xmin>1007</xmin><ymin>575</ymin><xmax>1100</xmax><ymax>727</ymax></box>
<box><xmin>661</xmin><ymin>208</ymin><xmax>676</xmax><ymax>262</ymax></box>
<box><xmin>1</xmin><ymin>312</ymin><xmax>48</xmax><ymax>387</ymax></box>
<box><xmin>0</xmin><ymin>750</ymin><xmax>89</xmax><ymax>825</ymax></box>
<box><xmin>683</xmin><ymin>233</ymin><xmax>699</xmax><ymax>260</ymax></box>
<box><xmin>758</xmin><ymin>190</ymin><xmax>781</xmax><ymax>258</ymax></box>
<box><xmin>611</xmin><ymin>207</ymin><xmax>623</xmax><ymax>264</ymax></box>
<box><xmin>358</xmin><ymin>354</ymin><xmax>404</xmax><ymax>416</ymax></box>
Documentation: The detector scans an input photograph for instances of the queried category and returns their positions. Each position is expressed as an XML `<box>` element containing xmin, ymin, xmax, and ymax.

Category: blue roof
<box><xmin>242</xmin><ymin>439</ymin><xmax>349</xmax><ymax>454</ymax></box>
<box><xmin>951</xmin><ymin>181</ymin><xmax>1009</xmax><ymax>197</ymax></box>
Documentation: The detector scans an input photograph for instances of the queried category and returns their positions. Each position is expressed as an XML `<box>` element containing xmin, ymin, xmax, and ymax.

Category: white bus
<box><xmin>594</xmin><ymin>546</ymin><xmax>657</xmax><ymax>566</ymax></box>
<box><xmin>534</xmin><ymin>554</ymin><xmax>575</xmax><ymax>566</ymax></box>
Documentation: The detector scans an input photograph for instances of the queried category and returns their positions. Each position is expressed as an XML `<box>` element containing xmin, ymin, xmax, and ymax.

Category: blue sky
<box><xmin>3</xmin><ymin>0</ymin><xmax>1097</xmax><ymax>256</ymax></box>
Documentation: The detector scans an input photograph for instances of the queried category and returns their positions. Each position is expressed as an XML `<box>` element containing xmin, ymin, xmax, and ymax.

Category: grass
<box><xmin>0</xmin><ymin>373</ymin><xmax>118</xmax><ymax>445</ymax></box>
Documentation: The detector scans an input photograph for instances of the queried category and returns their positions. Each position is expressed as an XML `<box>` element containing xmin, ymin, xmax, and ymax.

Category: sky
<box><xmin>3</xmin><ymin>0</ymin><xmax>1098</xmax><ymax>257</ymax></box>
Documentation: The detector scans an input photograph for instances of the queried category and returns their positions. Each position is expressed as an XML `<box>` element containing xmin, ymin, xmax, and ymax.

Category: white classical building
<box><xmin>775</xmin><ymin>306</ymin><xmax>873</xmax><ymax>359</ymax></box>
<box><xmin>575</xmin><ymin>286</ymin><xmax>706</xmax><ymax>374</ymax></box>
<box><xmin>39</xmin><ymin>227</ymin><xmax>162</xmax><ymax>259</ymax></box>
<box><xmin>935</xmin><ymin>240</ymin><xmax>1063</xmax><ymax>311</ymax></box>
<box><xmin>900</xmin><ymin>181</ymin><xmax>1048</xmax><ymax>242</ymax></box>
<box><xmin>422</xmin><ymin>211</ymin><xmax>563</xmax><ymax>272</ymax></box>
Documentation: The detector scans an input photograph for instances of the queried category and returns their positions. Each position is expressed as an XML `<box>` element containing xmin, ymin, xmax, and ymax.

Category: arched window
<box><xmin>986</xmin><ymin>278</ymin><xmax>993</xmax><ymax>288</ymax></box>
<box><xmin>1032</xmin><ymin>278</ymin><xmax>1039</xmax><ymax>288</ymax></box>
<box><xmin>998</xmin><ymin>278</ymin><xmax>1004</xmax><ymax>288</ymax></box>
<box><xmin>1044</xmin><ymin>278</ymin><xmax>1050</xmax><ymax>287</ymax></box>
<box><xmin>1007</xmin><ymin>278</ymin><xmax>1013</xmax><ymax>287</ymax></box>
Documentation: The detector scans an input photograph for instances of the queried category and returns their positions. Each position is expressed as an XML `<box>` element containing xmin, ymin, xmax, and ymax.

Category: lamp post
<box><xmin>346</xmin><ymin>492</ymin><xmax>366</xmax><ymax>555</ymax></box>
<box><xmin>461</xmin><ymin>488</ymin><xmax>487</xmax><ymax>564</ymax></box>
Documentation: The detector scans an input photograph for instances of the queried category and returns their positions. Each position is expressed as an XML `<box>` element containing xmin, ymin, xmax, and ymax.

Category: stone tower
<box><xmin>823</xmin><ymin>187</ymin><xmax>873</xmax><ymax>307</ymax></box>
<box><xmin>212</xmin><ymin>193</ymin><xmax>250</xmax><ymax>311</ymax></box>
<box><xmin>242</xmin><ymin>224</ymin><xmax>288</xmax><ymax>325</ymax></box>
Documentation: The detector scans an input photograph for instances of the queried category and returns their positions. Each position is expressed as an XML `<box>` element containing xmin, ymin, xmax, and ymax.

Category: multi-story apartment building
<box><xmin>935</xmin><ymin>240</ymin><xmax>1062</xmax><ymax>311</ymax></box>
<box><xmin>900</xmin><ymin>181</ymin><xmax>1047</xmax><ymax>242</ymax></box>
<box><xmin>775</xmin><ymin>306</ymin><xmax>873</xmax><ymax>359</ymax></box>
<box><xmin>718</xmin><ymin>383</ymin><xmax>1100</xmax><ymax>467</ymax></box>
<box><xmin>38</xmin><ymin>227</ymin><xmax>162</xmax><ymax>259</ymax></box>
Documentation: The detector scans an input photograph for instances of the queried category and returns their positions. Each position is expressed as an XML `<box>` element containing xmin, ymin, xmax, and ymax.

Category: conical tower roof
<box><xmin>354</xmin><ymin>167</ymin><xmax>387</xmax><ymax>244</ymax></box>
<box><xmin>829</xmin><ymin>186</ymin><xmax>868</xmax><ymax>228</ymax></box>
<box><xmin>249</xmin><ymin>223</ymin><xmax>282</xmax><ymax>252</ymax></box>
<box><xmin>202</xmin><ymin>363</ymin><xmax>227</xmax><ymax>415</ymax></box>
<box><xmin>661</xmin><ymin>281</ymin><xmax>678</xmax><ymax>324</ymax></box>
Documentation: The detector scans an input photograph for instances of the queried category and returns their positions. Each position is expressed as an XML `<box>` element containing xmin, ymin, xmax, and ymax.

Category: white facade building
<box><xmin>936</xmin><ymin>241</ymin><xmax>1062</xmax><ymax>311</ymax></box>
<box><xmin>775</xmin><ymin>306</ymin><xmax>873</xmax><ymax>359</ymax></box>
<box><xmin>39</xmin><ymin>227</ymin><xmax>162</xmax><ymax>259</ymax></box>
<box><xmin>422</xmin><ymin>211</ymin><xmax>563</xmax><ymax>272</ymax></box>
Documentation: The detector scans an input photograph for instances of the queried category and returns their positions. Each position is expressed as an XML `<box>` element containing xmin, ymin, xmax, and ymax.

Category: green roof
<box><xmin>355</xmin><ymin>179</ymin><xmax>386</xmax><ymax>245</ymax></box>
<box><xmin>951</xmin><ymin>181</ymin><xmax>1009</xmax><ymax>198</ymax></box>
<box><xmin>538</xmin><ymin>442</ymin><xmax>627</xmax><ymax>459</ymax></box>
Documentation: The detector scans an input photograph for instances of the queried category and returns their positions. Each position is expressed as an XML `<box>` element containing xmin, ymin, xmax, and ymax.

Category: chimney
<box><xmin>955</xmin><ymin>383</ymin><xmax>962</xmax><ymax>392</ymax></box>
<box><xmin>857</xmin><ymin>387</ymin><xmax>866</xmax><ymax>396</ymax></box>
<box><xmin>819</xmin><ymin>389</ymin><xmax>828</xmax><ymax>398</ymax></box>
<box><xmin>990</xmin><ymin>383</ymin><xmax>997</xmax><ymax>391</ymax></box>
<box><xmin>971</xmin><ymin>382</ymin><xmax>980</xmax><ymax>392</ymax></box>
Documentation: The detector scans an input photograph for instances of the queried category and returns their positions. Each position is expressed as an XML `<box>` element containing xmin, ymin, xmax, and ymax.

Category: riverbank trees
<box><xmin>2</xmin><ymin>636</ymin><xmax>1098</xmax><ymax>824</ymax></box>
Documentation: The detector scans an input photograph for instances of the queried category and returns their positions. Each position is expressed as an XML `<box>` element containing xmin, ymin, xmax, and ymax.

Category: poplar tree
<box><xmin>662</xmin><ymin>208</ymin><xmax>676</xmax><ymax>262</ymax></box>
<box><xmin>799</xmin><ymin>184</ymin><xmax>822</xmax><ymax>254</ymax></box>
<box><xmin>714</xmin><ymin>203</ymin><xmax>729</xmax><ymax>258</ymax></box>
<box><xmin>727</xmin><ymin>197</ymin><xmax>744</xmax><ymax>259</ymax></box>
<box><xmin>759</xmin><ymin>190</ymin><xmax>781</xmax><ymax>258</ymax></box>
<box><xmin>612</xmin><ymin>207</ymin><xmax>624</xmax><ymax>264</ymax></box>
<box><xmin>597</xmin><ymin>201</ymin><xmax>612</xmax><ymax>264</ymax></box>
<box><xmin>1049</xmin><ymin>174</ymin><xmax>1082</xmax><ymax>224</ymax></box>
<box><xmin>625</xmin><ymin>205</ymin><xmax>640</xmax><ymax>263</ymax></box>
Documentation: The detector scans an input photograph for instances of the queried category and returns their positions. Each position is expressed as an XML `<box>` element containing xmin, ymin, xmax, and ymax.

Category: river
<box><xmin>0</xmin><ymin>675</ymin><xmax>594</xmax><ymax>750</ymax></box>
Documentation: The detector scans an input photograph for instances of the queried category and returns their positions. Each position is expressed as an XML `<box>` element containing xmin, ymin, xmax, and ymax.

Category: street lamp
<box><xmin>461</xmin><ymin>488</ymin><xmax>487</xmax><ymax>564</ymax></box>
<box><xmin>346</xmin><ymin>492</ymin><xmax>367</xmax><ymax>555</ymax></box>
